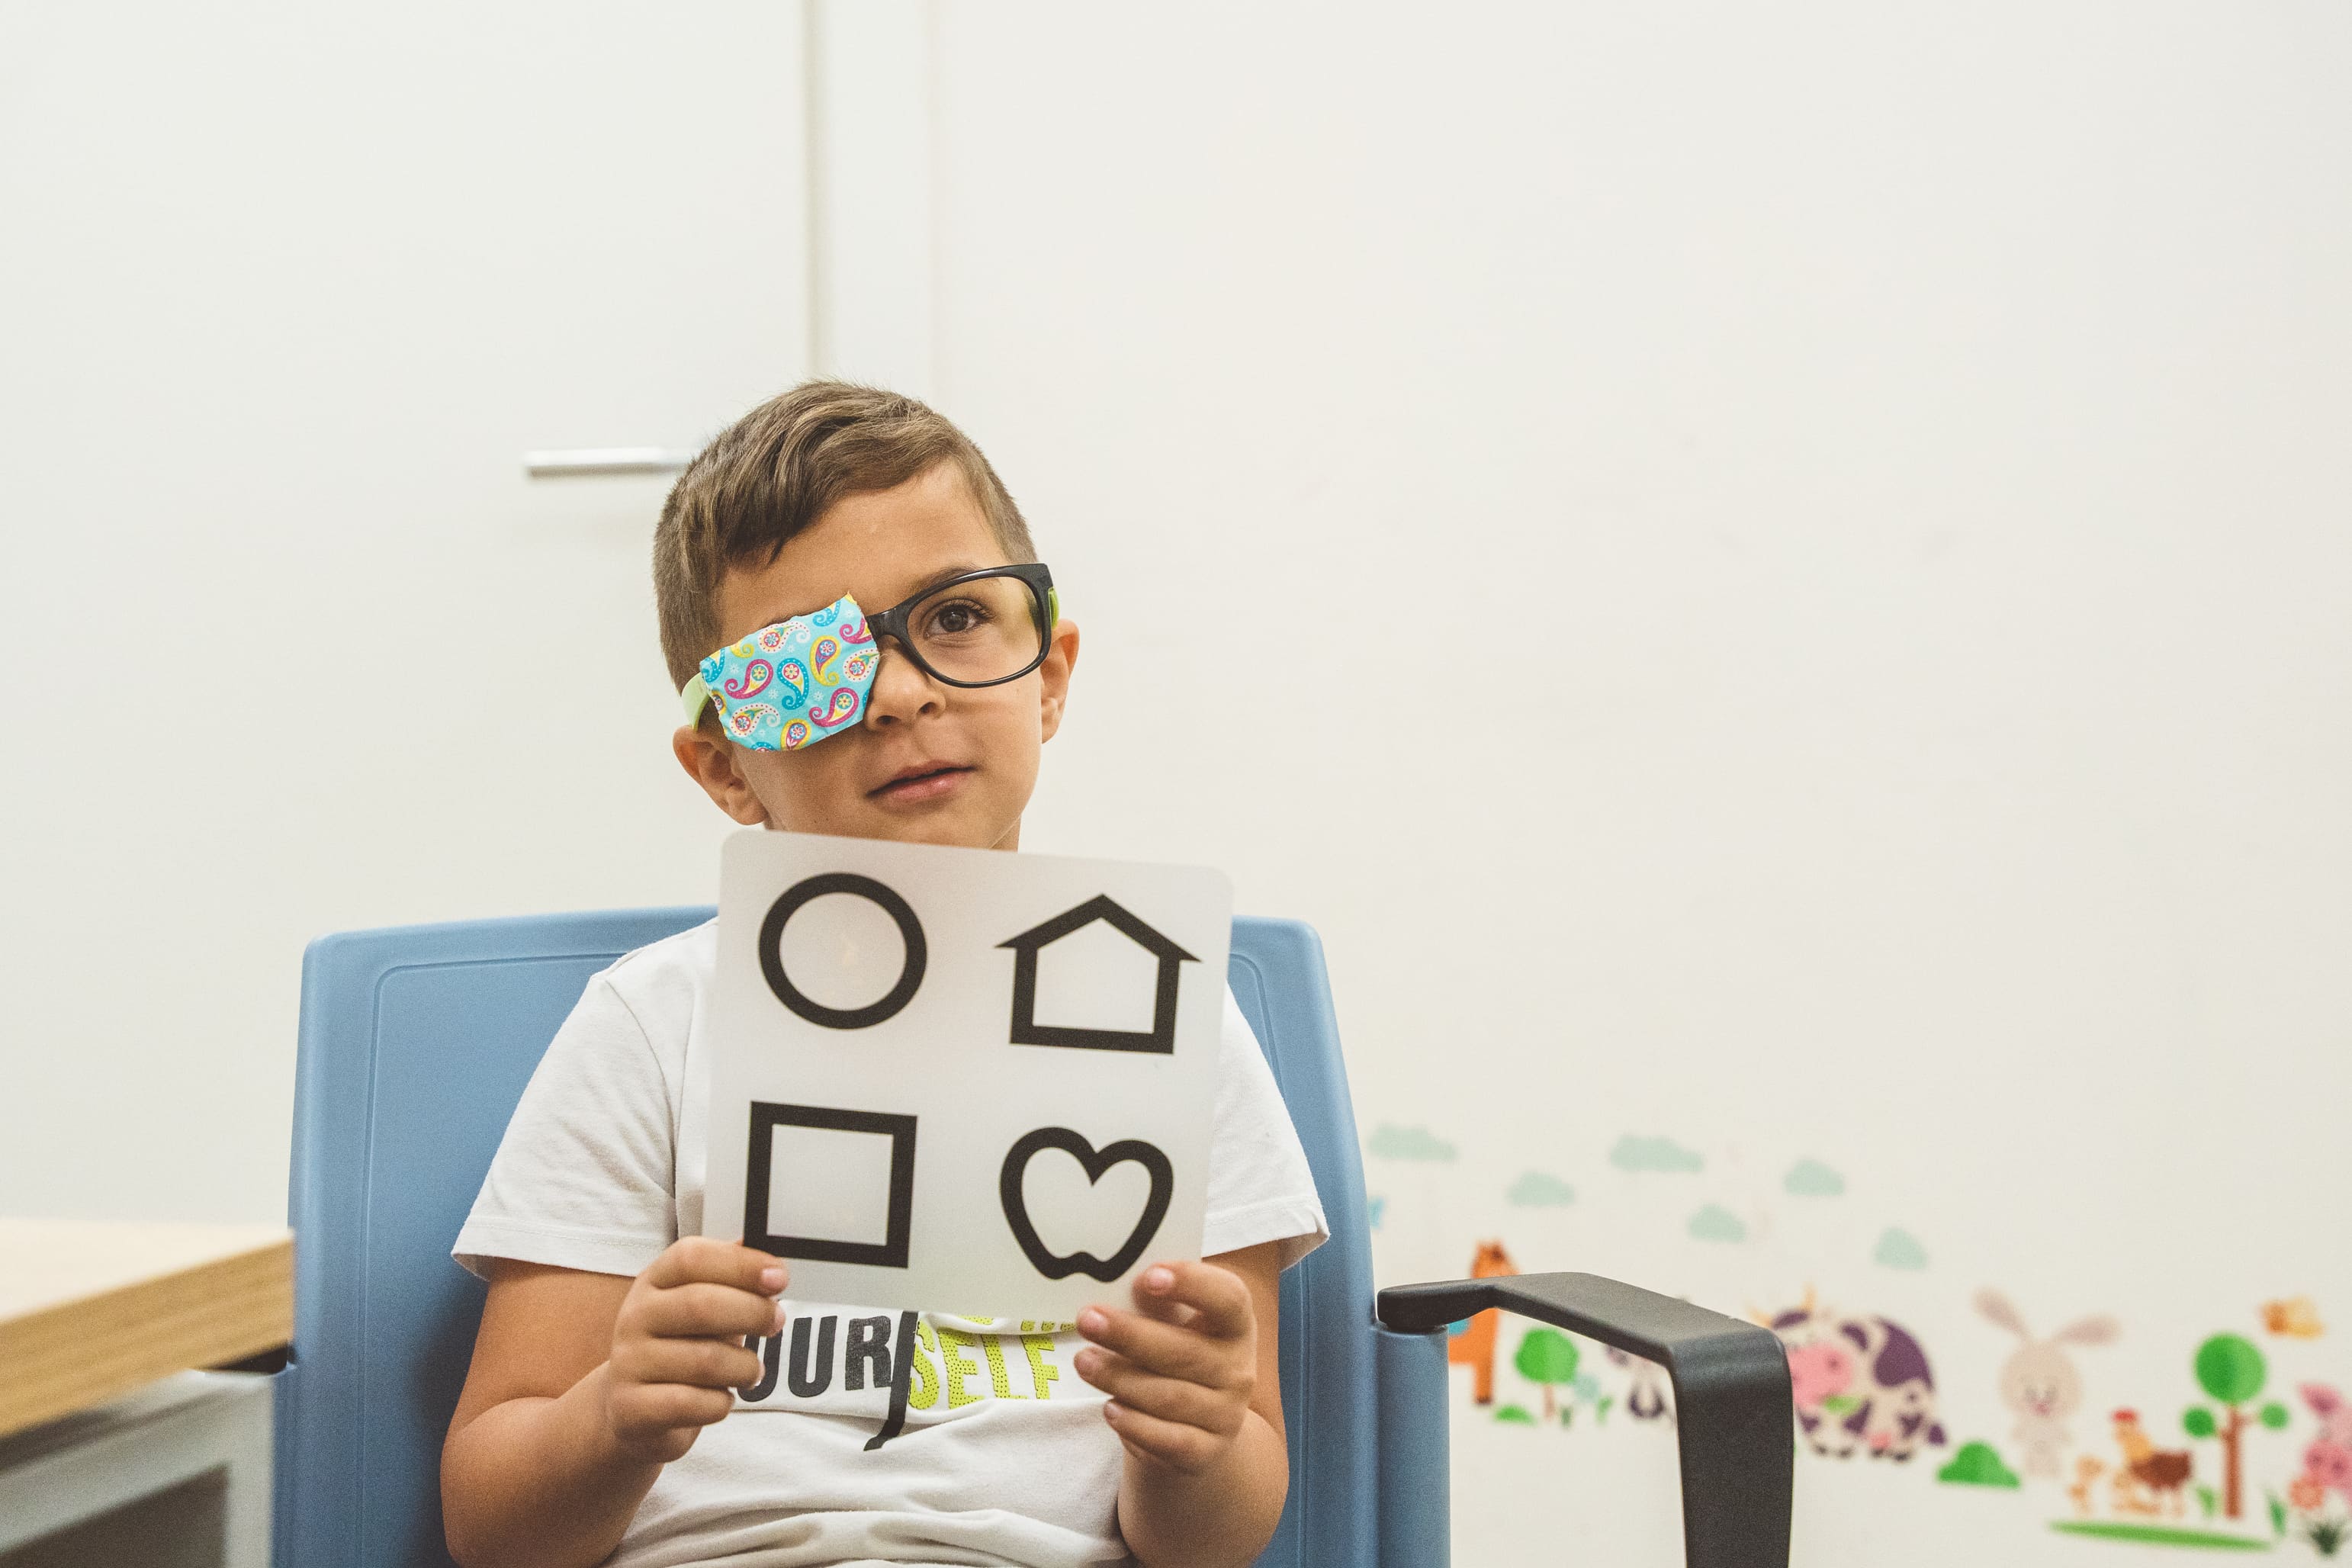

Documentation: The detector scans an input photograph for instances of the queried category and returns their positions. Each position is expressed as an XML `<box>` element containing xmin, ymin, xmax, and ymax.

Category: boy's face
<box><xmin>672</xmin><ymin>462</ymin><xmax>1078</xmax><ymax>852</ymax></box>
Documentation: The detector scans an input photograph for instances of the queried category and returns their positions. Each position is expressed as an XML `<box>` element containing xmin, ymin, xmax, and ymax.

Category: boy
<box><xmin>442</xmin><ymin>382</ymin><xmax>1327</xmax><ymax>1568</ymax></box>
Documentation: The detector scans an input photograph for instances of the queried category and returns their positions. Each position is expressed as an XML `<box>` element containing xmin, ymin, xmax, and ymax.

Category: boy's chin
<box><xmin>773</xmin><ymin>795</ymin><xmax>1020</xmax><ymax>852</ymax></box>
<box><xmin>854</xmin><ymin>806</ymin><xmax>1020</xmax><ymax>852</ymax></box>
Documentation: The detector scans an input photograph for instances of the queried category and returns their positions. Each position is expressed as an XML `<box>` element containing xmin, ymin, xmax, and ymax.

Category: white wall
<box><xmin>0</xmin><ymin>3</ymin><xmax>808</xmax><ymax>1223</ymax></box>
<box><xmin>917</xmin><ymin>3</ymin><xmax>2352</xmax><ymax>1561</ymax></box>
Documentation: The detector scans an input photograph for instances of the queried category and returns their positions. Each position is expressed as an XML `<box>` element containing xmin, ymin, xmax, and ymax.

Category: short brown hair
<box><xmin>653</xmin><ymin>381</ymin><xmax>1036</xmax><ymax>688</ymax></box>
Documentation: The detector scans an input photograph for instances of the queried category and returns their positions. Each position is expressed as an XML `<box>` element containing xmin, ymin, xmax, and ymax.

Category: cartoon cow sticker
<box><xmin>1765</xmin><ymin>1290</ymin><xmax>1947</xmax><ymax>1461</ymax></box>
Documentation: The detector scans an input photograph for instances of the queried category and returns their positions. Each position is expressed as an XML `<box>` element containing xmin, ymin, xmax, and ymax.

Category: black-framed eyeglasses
<box><xmin>683</xmin><ymin>563</ymin><xmax>1059</xmax><ymax>744</ymax></box>
<box><xmin>861</xmin><ymin>561</ymin><xmax>1059</xmax><ymax>689</ymax></box>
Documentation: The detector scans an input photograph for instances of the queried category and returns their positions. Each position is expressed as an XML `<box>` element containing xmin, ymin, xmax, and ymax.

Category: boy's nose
<box><xmin>860</xmin><ymin>640</ymin><xmax>943</xmax><ymax>726</ymax></box>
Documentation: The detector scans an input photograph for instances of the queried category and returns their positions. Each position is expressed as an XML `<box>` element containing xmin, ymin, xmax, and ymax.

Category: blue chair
<box><xmin>277</xmin><ymin>910</ymin><xmax>1790</xmax><ymax>1567</ymax></box>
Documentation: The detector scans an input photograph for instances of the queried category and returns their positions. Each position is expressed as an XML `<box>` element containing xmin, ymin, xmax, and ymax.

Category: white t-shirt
<box><xmin>453</xmin><ymin>920</ymin><xmax>1327</xmax><ymax>1568</ymax></box>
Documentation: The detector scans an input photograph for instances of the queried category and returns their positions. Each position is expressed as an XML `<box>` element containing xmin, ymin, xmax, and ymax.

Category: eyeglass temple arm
<box><xmin>1376</xmin><ymin>1271</ymin><xmax>1793</xmax><ymax>1568</ymax></box>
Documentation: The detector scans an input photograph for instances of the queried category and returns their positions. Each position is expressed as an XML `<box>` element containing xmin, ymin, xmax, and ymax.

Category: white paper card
<box><xmin>700</xmin><ymin>831</ymin><xmax>1233</xmax><ymax>1319</ymax></box>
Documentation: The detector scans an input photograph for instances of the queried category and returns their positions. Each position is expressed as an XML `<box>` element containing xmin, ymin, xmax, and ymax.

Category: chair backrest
<box><xmin>276</xmin><ymin>910</ymin><xmax>1380</xmax><ymax>1568</ymax></box>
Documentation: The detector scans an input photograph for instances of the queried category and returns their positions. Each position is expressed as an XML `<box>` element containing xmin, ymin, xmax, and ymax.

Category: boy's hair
<box><xmin>653</xmin><ymin>381</ymin><xmax>1036</xmax><ymax>689</ymax></box>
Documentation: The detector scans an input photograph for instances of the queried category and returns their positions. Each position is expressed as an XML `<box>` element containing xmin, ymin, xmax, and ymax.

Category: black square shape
<box><xmin>743</xmin><ymin>1101</ymin><xmax>918</xmax><ymax>1268</ymax></box>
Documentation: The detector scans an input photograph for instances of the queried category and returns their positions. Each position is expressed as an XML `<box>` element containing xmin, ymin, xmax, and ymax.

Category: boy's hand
<box><xmin>1073</xmin><ymin>1260</ymin><xmax>1258</xmax><ymax>1473</ymax></box>
<box><xmin>601</xmin><ymin>1238</ymin><xmax>786</xmax><ymax>1463</ymax></box>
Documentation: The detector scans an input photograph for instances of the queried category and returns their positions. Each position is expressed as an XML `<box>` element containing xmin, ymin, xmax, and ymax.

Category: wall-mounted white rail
<box><xmin>522</xmin><ymin>448</ymin><xmax>698</xmax><ymax>478</ymax></box>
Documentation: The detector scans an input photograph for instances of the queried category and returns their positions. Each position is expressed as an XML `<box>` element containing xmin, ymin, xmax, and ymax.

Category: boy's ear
<box><xmin>1036</xmin><ymin>616</ymin><xmax>1080</xmax><ymax>743</ymax></box>
<box><xmin>673</xmin><ymin>724</ymin><xmax>770</xmax><ymax>825</ymax></box>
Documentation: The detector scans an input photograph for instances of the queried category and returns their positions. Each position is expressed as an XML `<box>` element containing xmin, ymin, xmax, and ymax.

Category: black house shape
<box><xmin>998</xmin><ymin>895</ymin><xmax>1198</xmax><ymax>1054</ymax></box>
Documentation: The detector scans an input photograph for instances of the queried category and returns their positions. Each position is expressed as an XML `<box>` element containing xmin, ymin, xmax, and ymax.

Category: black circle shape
<box><xmin>758</xmin><ymin>873</ymin><xmax>927</xmax><ymax>1030</ymax></box>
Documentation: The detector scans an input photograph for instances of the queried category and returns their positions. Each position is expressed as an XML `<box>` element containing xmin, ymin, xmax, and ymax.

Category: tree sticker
<box><xmin>1515</xmin><ymin>1326</ymin><xmax>1580</xmax><ymax>1422</ymax></box>
<box><xmin>2181</xmin><ymin>1332</ymin><xmax>2291</xmax><ymax>1521</ymax></box>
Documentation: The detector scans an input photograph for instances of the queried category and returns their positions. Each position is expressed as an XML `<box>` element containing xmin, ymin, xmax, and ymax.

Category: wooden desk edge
<box><xmin>0</xmin><ymin>1234</ymin><xmax>294</xmax><ymax>1440</ymax></box>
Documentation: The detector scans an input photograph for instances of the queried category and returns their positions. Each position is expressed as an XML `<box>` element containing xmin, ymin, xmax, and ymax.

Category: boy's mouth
<box><xmin>869</xmin><ymin>760</ymin><xmax>975</xmax><ymax>805</ymax></box>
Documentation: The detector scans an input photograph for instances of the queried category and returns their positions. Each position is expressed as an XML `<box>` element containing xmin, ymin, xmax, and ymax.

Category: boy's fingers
<box><xmin>645</xmin><ymin>1236</ymin><xmax>786</xmax><ymax>1295</ymax></box>
<box><xmin>1074</xmin><ymin>1351</ymin><xmax>1243</xmax><ymax>1435</ymax></box>
<box><xmin>612</xmin><ymin>1380</ymin><xmax>735</xmax><ymax>1433</ymax></box>
<box><xmin>615</xmin><ymin>1334</ymin><xmax>764</xmax><ymax>1392</ymax></box>
<box><xmin>1103</xmin><ymin>1399</ymin><xmax>1223</xmax><ymax>1473</ymax></box>
<box><xmin>638</xmin><ymin>1280</ymin><xmax>782</xmax><ymax>1341</ymax></box>
<box><xmin>1075</xmin><ymin>1306</ymin><xmax>1242</xmax><ymax>1386</ymax></box>
<box><xmin>1131</xmin><ymin>1261</ymin><xmax>1252</xmax><ymax>1339</ymax></box>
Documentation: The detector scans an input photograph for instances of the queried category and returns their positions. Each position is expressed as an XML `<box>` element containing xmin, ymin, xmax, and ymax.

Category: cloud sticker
<box><xmin>1367</xmin><ymin>1124</ymin><xmax>1457</xmax><ymax>1162</ymax></box>
<box><xmin>1783</xmin><ymin>1158</ymin><xmax>1845</xmax><ymax>1197</ymax></box>
<box><xmin>1874</xmin><ymin>1227</ymin><xmax>1929</xmax><ymax>1270</ymax></box>
<box><xmin>1687</xmin><ymin>1204</ymin><xmax>1748</xmax><ymax>1243</ymax></box>
<box><xmin>1367</xmin><ymin>1196</ymin><xmax>1386</xmax><ymax>1230</ymax></box>
<box><xmin>1507</xmin><ymin>1171</ymin><xmax>1577</xmax><ymax>1207</ymax></box>
<box><xmin>1610</xmin><ymin>1135</ymin><xmax>1703</xmax><ymax>1174</ymax></box>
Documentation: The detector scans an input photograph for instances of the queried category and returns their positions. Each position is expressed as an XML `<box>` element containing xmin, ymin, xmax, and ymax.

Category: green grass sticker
<box><xmin>1936</xmin><ymin>1441</ymin><xmax>2019</xmax><ymax>1488</ymax></box>
<box><xmin>2049</xmin><ymin>1521</ymin><xmax>2271</xmax><ymax>1551</ymax></box>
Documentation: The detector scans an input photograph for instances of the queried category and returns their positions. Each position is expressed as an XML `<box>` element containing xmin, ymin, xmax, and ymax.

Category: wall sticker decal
<box><xmin>1609</xmin><ymin>1134</ymin><xmax>1703</xmax><ymax>1174</ymax></box>
<box><xmin>1764</xmin><ymin>1290</ymin><xmax>1947</xmax><ymax>1461</ymax></box>
<box><xmin>1505</xmin><ymin>1171</ymin><xmax>1576</xmax><ymax>1207</ymax></box>
<box><xmin>1367</xmin><ymin>1123</ymin><xmax>1458</xmax><ymax>1161</ymax></box>
<box><xmin>1939</xmin><ymin>1440</ymin><xmax>2023</xmax><ymax>1488</ymax></box>
<box><xmin>2109</xmin><ymin>1408</ymin><xmax>2197</xmax><ymax>1518</ymax></box>
<box><xmin>2289</xmin><ymin>1382</ymin><xmax>2352</xmax><ymax>1514</ymax></box>
<box><xmin>1784</xmin><ymin>1158</ymin><xmax>1846</xmax><ymax>1197</ymax></box>
<box><xmin>1976</xmin><ymin>1287</ymin><xmax>2122</xmax><ymax>1480</ymax></box>
<box><xmin>2266</xmin><ymin>1299</ymin><xmax>2327</xmax><ymax>1341</ymax></box>
<box><xmin>1409</xmin><ymin>1140</ymin><xmax>2348</xmax><ymax>1560</ymax></box>
<box><xmin>1875</xmin><ymin>1227</ymin><xmax>1930</xmax><ymax>1271</ymax></box>
<box><xmin>1447</xmin><ymin>1241</ymin><xmax>1519</xmax><ymax>1405</ymax></box>
<box><xmin>2183</xmin><ymin>1334</ymin><xmax>2293</xmax><ymax>1521</ymax></box>
<box><xmin>1515</xmin><ymin>1326</ymin><xmax>1581</xmax><ymax>1422</ymax></box>
<box><xmin>1607</xmin><ymin>1345</ymin><xmax>1673</xmax><ymax>1424</ymax></box>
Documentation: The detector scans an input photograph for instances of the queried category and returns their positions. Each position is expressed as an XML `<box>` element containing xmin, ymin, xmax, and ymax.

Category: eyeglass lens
<box><xmin>902</xmin><ymin>574</ymin><xmax>1046</xmax><ymax>685</ymax></box>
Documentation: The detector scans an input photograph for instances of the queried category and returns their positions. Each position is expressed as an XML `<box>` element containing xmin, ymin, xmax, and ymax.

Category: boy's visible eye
<box><xmin>921</xmin><ymin>596</ymin><xmax>994</xmax><ymax>638</ymax></box>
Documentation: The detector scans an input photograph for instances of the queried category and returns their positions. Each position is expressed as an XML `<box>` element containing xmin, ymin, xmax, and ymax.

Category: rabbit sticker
<box><xmin>1974</xmin><ymin>1287</ymin><xmax>2120</xmax><ymax>1481</ymax></box>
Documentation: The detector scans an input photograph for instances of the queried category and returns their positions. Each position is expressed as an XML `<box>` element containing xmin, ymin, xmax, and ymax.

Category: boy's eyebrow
<box><xmin>900</xmin><ymin>561</ymin><xmax>1000</xmax><ymax>599</ymax></box>
<box><xmin>750</xmin><ymin>562</ymin><xmax>1001</xmax><ymax>629</ymax></box>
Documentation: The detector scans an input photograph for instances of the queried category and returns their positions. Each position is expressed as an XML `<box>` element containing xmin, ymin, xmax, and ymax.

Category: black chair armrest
<box><xmin>1377</xmin><ymin>1271</ymin><xmax>1791</xmax><ymax>1568</ymax></box>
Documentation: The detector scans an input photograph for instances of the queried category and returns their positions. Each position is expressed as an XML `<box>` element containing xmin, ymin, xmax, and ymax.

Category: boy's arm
<box><xmin>1078</xmin><ymin>1242</ymin><xmax>1290</xmax><ymax>1568</ymax></box>
<box><xmin>440</xmin><ymin>1240</ymin><xmax>786</xmax><ymax>1568</ymax></box>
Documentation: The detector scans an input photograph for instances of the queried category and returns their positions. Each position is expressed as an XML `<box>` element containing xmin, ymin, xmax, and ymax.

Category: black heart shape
<box><xmin>998</xmin><ymin>1127</ymin><xmax>1174</xmax><ymax>1283</ymax></box>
